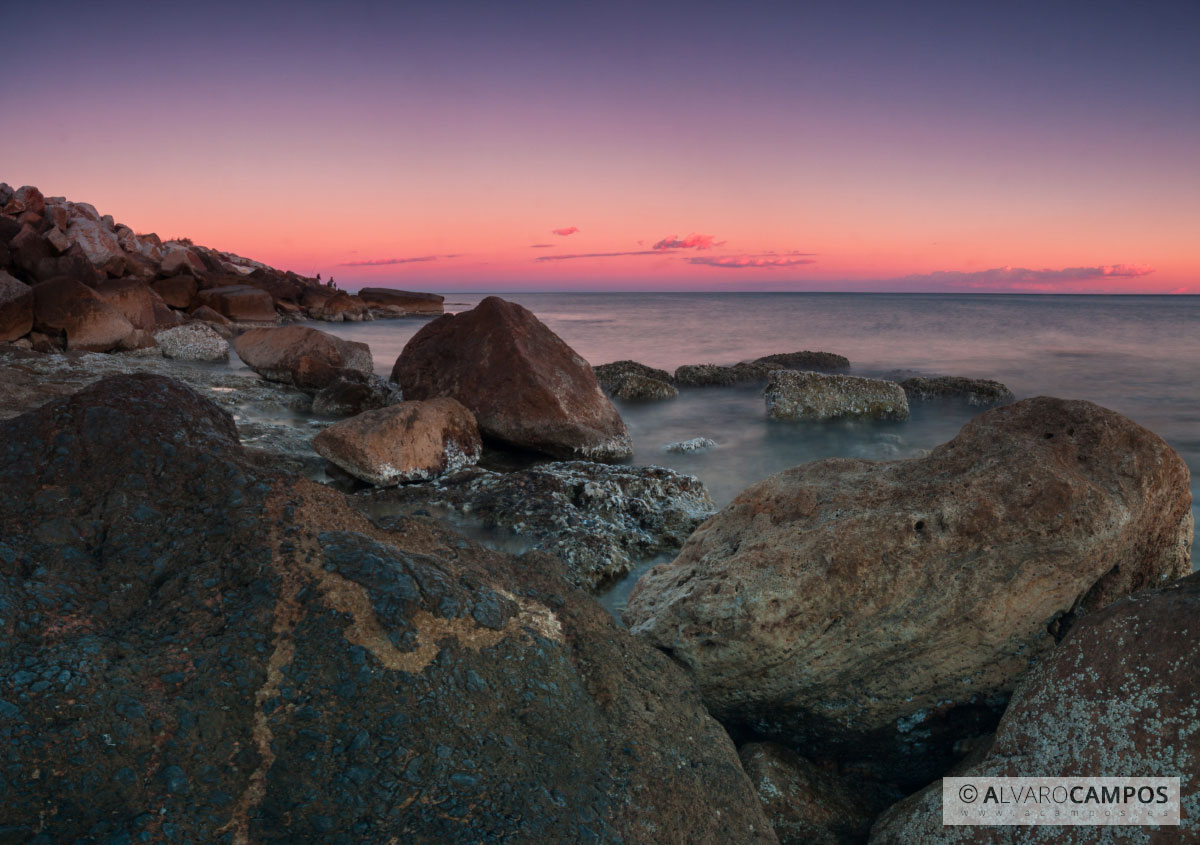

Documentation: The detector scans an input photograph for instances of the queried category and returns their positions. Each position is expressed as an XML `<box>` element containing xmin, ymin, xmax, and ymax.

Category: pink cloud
<box><xmin>536</xmin><ymin>250</ymin><xmax>661</xmax><ymax>261</ymax></box>
<box><xmin>530</xmin><ymin>243</ymin><xmax>553</xmax><ymax>248</ymax></box>
<box><xmin>890</xmin><ymin>264</ymin><xmax>1155</xmax><ymax>291</ymax></box>
<box><xmin>338</xmin><ymin>253</ymin><xmax>461</xmax><ymax>267</ymax></box>
<box><xmin>653</xmin><ymin>233</ymin><xmax>718</xmax><ymax>250</ymax></box>
<box><xmin>689</xmin><ymin>254</ymin><xmax>817</xmax><ymax>269</ymax></box>
<box><xmin>552</xmin><ymin>226</ymin><xmax>579</xmax><ymax>236</ymax></box>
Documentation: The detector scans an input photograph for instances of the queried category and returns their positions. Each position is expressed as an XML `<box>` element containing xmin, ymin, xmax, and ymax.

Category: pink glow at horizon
<box><xmin>5</xmin><ymin>2</ymin><xmax>1198</xmax><ymax>294</ymax></box>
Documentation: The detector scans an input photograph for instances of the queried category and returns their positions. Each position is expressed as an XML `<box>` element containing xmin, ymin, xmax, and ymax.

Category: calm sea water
<box><xmin>293</xmin><ymin>293</ymin><xmax>1199</xmax><ymax>599</ymax></box>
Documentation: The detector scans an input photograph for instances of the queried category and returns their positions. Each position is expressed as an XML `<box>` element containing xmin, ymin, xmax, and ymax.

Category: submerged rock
<box><xmin>871</xmin><ymin>572</ymin><xmax>1200</xmax><ymax>843</ymax></box>
<box><xmin>313</xmin><ymin>397</ymin><xmax>482</xmax><ymax>485</ymax></box>
<box><xmin>898</xmin><ymin>375</ymin><xmax>1014</xmax><ymax>407</ymax></box>
<box><xmin>675</xmin><ymin>361</ymin><xmax>781</xmax><ymax>387</ymax></box>
<box><xmin>665</xmin><ymin>437</ymin><xmax>717</xmax><ymax>454</ymax></box>
<box><xmin>594</xmin><ymin>359</ymin><xmax>674</xmax><ymax>391</ymax></box>
<box><xmin>625</xmin><ymin>397</ymin><xmax>1193</xmax><ymax>784</ymax></box>
<box><xmin>233</xmin><ymin>324</ymin><xmax>372</xmax><ymax>388</ymax></box>
<box><xmin>740</xmin><ymin>742</ymin><xmax>889</xmax><ymax>845</ymax></box>
<box><xmin>610</xmin><ymin>373</ymin><xmax>678</xmax><ymax>401</ymax></box>
<box><xmin>154</xmin><ymin>322</ymin><xmax>229</xmax><ymax>362</ymax></box>
<box><xmin>392</xmin><ymin>296</ymin><xmax>633</xmax><ymax>462</ymax></box>
<box><xmin>0</xmin><ymin>374</ymin><xmax>773</xmax><ymax>843</ymax></box>
<box><xmin>365</xmin><ymin>462</ymin><xmax>717</xmax><ymax>590</ymax></box>
<box><xmin>754</xmin><ymin>351</ymin><xmax>850</xmax><ymax>370</ymax></box>
<box><xmin>766</xmin><ymin>370</ymin><xmax>909</xmax><ymax>421</ymax></box>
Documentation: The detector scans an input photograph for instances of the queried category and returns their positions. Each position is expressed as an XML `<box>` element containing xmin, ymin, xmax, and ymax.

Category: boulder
<box><xmin>2</xmin><ymin>185</ymin><xmax>45</xmax><ymax>216</ymax></box>
<box><xmin>367</xmin><ymin>462</ymin><xmax>717</xmax><ymax>590</ymax></box>
<box><xmin>0</xmin><ymin>270</ymin><xmax>34</xmax><ymax>342</ymax></box>
<box><xmin>196</xmin><ymin>284</ymin><xmax>277</xmax><ymax>323</ymax></box>
<box><xmin>27</xmin><ymin>244</ymin><xmax>101</xmax><ymax>286</ymax></box>
<box><xmin>32</xmin><ymin>278</ymin><xmax>134</xmax><ymax>352</ymax></box>
<box><xmin>45</xmin><ymin>226</ymin><xmax>71</xmax><ymax>254</ymax></box>
<box><xmin>740</xmin><ymin>743</ymin><xmax>887</xmax><ymax>845</ymax></box>
<box><xmin>0</xmin><ymin>374</ymin><xmax>774</xmax><ymax>843</ymax></box>
<box><xmin>314</xmin><ymin>397</ymin><xmax>482</xmax><ymax>485</ymax></box>
<box><xmin>357</xmin><ymin>287</ymin><xmax>444</xmax><ymax>313</ymax></box>
<box><xmin>391</xmin><ymin>296</ymin><xmax>632</xmax><ymax>461</ymax></box>
<box><xmin>754</xmin><ymin>351</ymin><xmax>850</xmax><ymax>370</ymax></box>
<box><xmin>65</xmin><ymin>215</ymin><xmax>124</xmax><ymax>273</ymax></box>
<box><xmin>154</xmin><ymin>322</ymin><xmax>230</xmax><ymax>362</ymax></box>
<box><xmin>312</xmin><ymin>374</ymin><xmax>401</xmax><ymax>416</ymax></box>
<box><xmin>160</xmin><ymin>246</ymin><xmax>205</xmax><ymax>276</ymax></box>
<box><xmin>665</xmin><ymin>437</ymin><xmax>717</xmax><ymax>454</ymax></box>
<box><xmin>151</xmin><ymin>275</ymin><xmax>198</xmax><ymax>309</ymax></box>
<box><xmin>610</xmin><ymin>373</ymin><xmax>678</xmax><ymax>401</ymax></box>
<box><xmin>625</xmin><ymin>398</ymin><xmax>1193</xmax><ymax>784</ymax></box>
<box><xmin>766</xmin><ymin>370</ymin><xmax>909</xmax><ymax>421</ymax></box>
<box><xmin>8</xmin><ymin>224</ymin><xmax>53</xmax><ymax>277</ymax></box>
<box><xmin>233</xmin><ymin>325</ymin><xmax>372</xmax><ymax>388</ymax></box>
<box><xmin>92</xmin><ymin>277</ymin><xmax>157</xmax><ymax>330</ymax></box>
<box><xmin>675</xmin><ymin>361</ymin><xmax>781</xmax><ymax>386</ymax></box>
<box><xmin>151</xmin><ymin>298</ymin><xmax>184</xmax><ymax>330</ymax></box>
<box><xmin>870</xmin><ymin>572</ymin><xmax>1200</xmax><ymax>843</ymax></box>
<box><xmin>189</xmin><ymin>303</ymin><xmax>232</xmax><ymax>326</ymax></box>
<box><xmin>594</xmin><ymin>359</ymin><xmax>673</xmax><ymax>391</ymax></box>
<box><xmin>898</xmin><ymin>375</ymin><xmax>1014</xmax><ymax>407</ymax></box>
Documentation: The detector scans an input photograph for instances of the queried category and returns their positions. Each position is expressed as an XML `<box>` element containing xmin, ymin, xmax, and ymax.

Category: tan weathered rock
<box><xmin>870</xmin><ymin>572</ymin><xmax>1200</xmax><ymax>843</ymax></box>
<box><xmin>766</xmin><ymin>370</ymin><xmax>909</xmax><ymax>421</ymax></box>
<box><xmin>313</xmin><ymin>397</ymin><xmax>482</xmax><ymax>486</ymax></box>
<box><xmin>233</xmin><ymin>325</ymin><xmax>372</xmax><ymax>387</ymax></box>
<box><xmin>392</xmin><ymin>296</ymin><xmax>632</xmax><ymax>461</ymax></box>
<box><xmin>3</xmin><ymin>185</ymin><xmax>45</xmax><ymax>217</ymax></box>
<box><xmin>625</xmin><ymin>398</ymin><xmax>1193</xmax><ymax>783</ymax></box>
<box><xmin>32</xmin><ymin>279</ymin><xmax>135</xmax><ymax>352</ymax></box>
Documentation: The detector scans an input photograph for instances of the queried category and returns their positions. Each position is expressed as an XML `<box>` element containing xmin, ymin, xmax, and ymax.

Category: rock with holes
<box><xmin>766</xmin><ymin>370</ymin><xmax>909</xmax><ymax>421</ymax></box>
<box><xmin>313</xmin><ymin>398</ymin><xmax>482</xmax><ymax>485</ymax></box>
<box><xmin>392</xmin><ymin>296</ymin><xmax>632</xmax><ymax>461</ymax></box>
<box><xmin>870</xmin><ymin>572</ymin><xmax>1200</xmax><ymax>843</ymax></box>
<box><xmin>364</xmin><ymin>461</ymin><xmax>717</xmax><ymax>590</ymax></box>
<box><xmin>625</xmin><ymin>398</ymin><xmax>1192</xmax><ymax>785</ymax></box>
<box><xmin>0</xmin><ymin>374</ymin><xmax>774</xmax><ymax>843</ymax></box>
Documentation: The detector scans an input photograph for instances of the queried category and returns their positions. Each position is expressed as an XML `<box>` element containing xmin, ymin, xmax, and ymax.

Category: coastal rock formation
<box><xmin>312</xmin><ymin>374</ymin><xmax>403</xmax><ymax>417</ymax></box>
<box><xmin>313</xmin><ymin>397</ymin><xmax>482</xmax><ymax>485</ymax></box>
<box><xmin>196</xmin><ymin>284</ymin><xmax>278</xmax><ymax>323</ymax></box>
<box><xmin>0</xmin><ymin>374</ymin><xmax>774</xmax><ymax>843</ymax></box>
<box><xmin>625</xmin><ymin>397</ymin><xmax>1193</xmax><ymax>784</ymax></box>
<box><xmin>870</xmin><ymin>572</ymin><xmax>1200</xmax><ymax>843</ymax></box>
<box><xmin>151</xmin><ymin>275</ymin><xmax>198</xmax><ymax>309</ymax></box>
<box><xmin>154</xmin><ymin>322</ymin><xmax>230</xmax><ymax>362</ymax></box>
<box><xmin>233</xmin><ymin>325</ymin><xmax>373</xmax><ymax>387</ymax></box>
<box><xmin>357</xmin><ymin>287</ymin><xmax>445</xmax><ymax>315</ymax></box>
<box><xmin>740</xmin><ymin>743</ymin><xmax>887</xmax><ymax>845</ymax></box>
<box><xmin>392</xmin><ymin>296</ymin><xmax>633</xmax><ymax>461</ymax></box>
<box><xmin>31</xmin><ymin>277</ymin><xmax>134</xmax><ymax>352</ymax></box>
<box><xmin>675</xmin><ymin>361</ymin><xmax>782</xmax><ymax>386</ymax></box>
<box><xmin>766</xmin><ymin>370</ymin><xmax>910</xmax><ymax>421</ymax></box>
<box><xmin>594</xmin><ymin>359</ymin><xmax>674</xmax><ymax>391</ymax></box>
<box><xmin>665</xmin><ymin>436</ymin><xmax>718</xmax><ymax>454</ymax></box>
<box><xmin>366</xmin><ymin>462</ymin><xmax>717</xmax><ymax>589</ymax></box>
<box><xmin>93</xmin><ymin>277</ymin><xmax>158</xmax><ymax>331</ymax></box>
<box><xmin>898</xmin><ymin>375</ymin><xmax>1015</xmax><ymax>406</ymax></box>
<box><xmin>0</xmin><ymin>270</ymin><xmax>33</xmax><ymax>341</ymax></box>
<box><xmin>610</xmin><ymin>373</ymin><xmax>678</xmax><ymax>401</ymax></box>
<box><xmin>755</xmin><ymin>351</ymin><xmax>850</xmax><ymax>370</ymax></box>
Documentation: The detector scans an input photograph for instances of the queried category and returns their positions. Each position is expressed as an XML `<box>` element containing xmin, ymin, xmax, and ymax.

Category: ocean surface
<box><xmin>271</xmin><ymin>293</ymin><xmax>1200</xmax><ymax>610</ymax></box>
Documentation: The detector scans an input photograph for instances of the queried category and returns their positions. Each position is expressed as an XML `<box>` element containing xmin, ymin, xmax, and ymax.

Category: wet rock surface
<box><xmin>0</xmin><ymin>374</ymin><xmax>774</xmax><ymax>843</ymax></box>
<box><xmin>594</xmin><ymin>359</ymin><xmax>674</xmax><ymax>391</ymax></box>
<box><xmin>754</xmin><ymin>351</ymin><xmax>850</xmax><ymax>370</ymax></box>
<box><xmin>392</xmin><ymin>296</ymin><xmax>633</xmax><ymax>461</ymax></box>
<box><xmin>363</xmin><ymin>461</ymin><xmax>718</xmax><ymax>590</ymax></box>
<box><xmin>898</xmin><ymin>375</ymin><xmax>1014</xmax><ymax>406</ymax></box>
<box><xmin>870</xmin><ymin>572</ymin><xmax>1200</xmax><ymax>843</ymax></box>
<box><xmin>665</xmin><ymin>436</ymin><xmax>718</xmax><ymax>454</ymax></box>
<box><xmin>314</xmin><ymin>397</ymin><xmax>482</xmax><ymax>486</ymax></box>
<box><xmin>610</xmin><ymin>372</ymin><xmax>678</xmax><ymax>401</ymax></box>
<box><xmin>625</xmin><ymin>397</ymin><xmax>1193</xmax><ymax>785</ymax></box>
<box><xmin>311</xmin><ymin>373</ymin><xmax>402</xmax><ymax>417</ymax></box>
<box><xmin>766</xmin><ymin>370</ymin><xmax>910</xmax><ymax>421</ymax></box>
<box><xmin>675</xmin><ymin>361</ymin><xmax>783</xmax><ymax>386</ymax></box>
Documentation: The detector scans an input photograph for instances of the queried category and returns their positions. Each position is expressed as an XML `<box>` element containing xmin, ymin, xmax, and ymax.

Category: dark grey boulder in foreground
<box><xmin>0</xmin><ymin>374</ymin><xmax>774</xmax><ymax>843</ymax></box>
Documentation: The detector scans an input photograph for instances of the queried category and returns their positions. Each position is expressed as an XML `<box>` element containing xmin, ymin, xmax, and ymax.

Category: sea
<box><xmin>274</xmin><ymin>292</ymin><xmax>1200</xmax><ymax>610</ymax></box>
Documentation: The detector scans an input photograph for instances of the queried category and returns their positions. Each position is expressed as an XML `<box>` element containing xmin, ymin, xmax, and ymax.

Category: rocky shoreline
<box><xmin>1</xmin><ymin>186</ymin><xmax>1196</xmax><ymax>843</ymax></box>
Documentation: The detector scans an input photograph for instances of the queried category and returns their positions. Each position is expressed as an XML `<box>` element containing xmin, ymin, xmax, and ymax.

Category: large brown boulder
<box><xmin>233</xmin><ymin>324</ymin><xmax>372</xmax><ymax>387</ymax></box>
<box><xmin>314</xmin><ymin>397</ymin><xmax>481</xmax><ymax>485</ymax></box>
<box><xmin>0</xmin><ymin>374</ymin><xmax>775</xmax><ymax>843</ymax></box>
<box><xmin>871</xmin><ymin>572</ymin><xmax>1200</xmax><ymax>843</ymax></box>
<box><xmin>151</xmin><ymin>275</ymin><xmax>198</xmax><ymax>309</ymax></box>
<box><xmin>92</xmin><ymin>277</ymin><xmax>157</xmax><ymax>330</ymax></box>
<box><xmin>32</xmin><ymin>278</ymin><xmax>134</xmax><ymax>351</ymax></box>
<box><xmin>357</xmin><ymin>287</ymin><xmax>444</xmax><ymax>313</ymax></box>
<box><xmin>2</xmin><ymin>185</ymin><xmax>45</xmax><ymax>216</ymax></box>
<box><xmin>625</xmin><ymin>398</ymin><xmax>1193</xmax><ymax>784</ymax></box>
<box><xmin>196</xmin><ymin>284</ymin><xmax>277</xmax><ymax>322</ymax></box>
<box><xmin>391</xmin><ymin>296</ymin><xmax>633</xmax><ymax>461</ymax></box>
<box><xmin>0</xmin><ymin>270</ymin><xmax>34</xmax><ymax>341</ymax></box>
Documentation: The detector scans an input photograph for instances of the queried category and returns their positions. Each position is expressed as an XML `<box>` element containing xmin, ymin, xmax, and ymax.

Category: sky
<box><xmin>3</xmin><ymin>0</ymin><xmax>1198</xmax><ymax>292</ymax></box>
